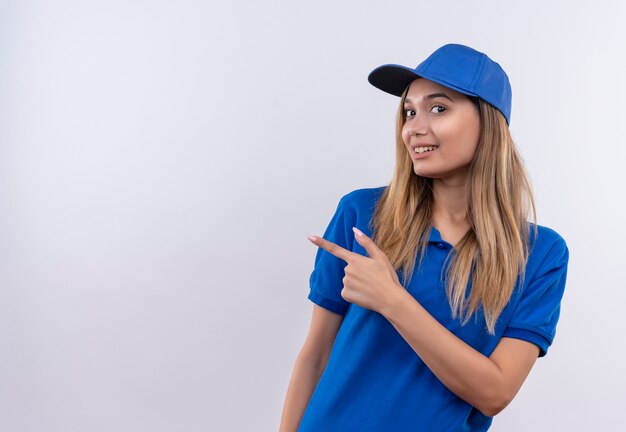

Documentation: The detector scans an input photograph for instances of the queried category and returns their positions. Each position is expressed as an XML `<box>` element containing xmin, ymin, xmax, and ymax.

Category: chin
<box><xmin>413</xmin><ymin>169</ymin><xmax>437</xmax><ymax>179</ymax></box>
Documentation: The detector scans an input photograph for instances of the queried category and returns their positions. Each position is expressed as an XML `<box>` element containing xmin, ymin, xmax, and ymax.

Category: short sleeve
<box><xmin>307</xmin><ymin>195</ymin><xmax>355</xmax><ymax>316</ymax></box>
<box><xmin>502</xmin><ymin>237</ymin><xmax>569</xmax><ymax>357</ymax></box>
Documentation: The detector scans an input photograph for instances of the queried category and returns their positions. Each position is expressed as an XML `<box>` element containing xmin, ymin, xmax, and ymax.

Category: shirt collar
<box><xmin>429</xmin><ymin>225</ymin><xmax>443</xmax><ymax>243</ymax></box>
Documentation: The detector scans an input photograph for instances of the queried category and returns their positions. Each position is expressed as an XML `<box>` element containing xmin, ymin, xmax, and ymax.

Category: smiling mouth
<box><xmin>413</xmin><ymin>145</ymin><xmax>439</xmax><ymax>154</ymax></box>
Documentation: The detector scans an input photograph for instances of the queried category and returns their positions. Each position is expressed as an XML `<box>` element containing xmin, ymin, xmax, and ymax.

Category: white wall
<box><xmin>1</xmin><ymin>1</ymin><xmax>624</xmax><ymax>431</ymax></box>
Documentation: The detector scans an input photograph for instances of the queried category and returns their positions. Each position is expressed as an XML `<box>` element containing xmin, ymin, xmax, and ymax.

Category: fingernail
<box><xmin>353</xmin><ymin>227</ymin><xmax>363</xmax><ymax>237</ymax></box>
<box><xmin>307</xmin><ymin>235</ymin><xmax>318</xmax><ymax>242</ymax></box>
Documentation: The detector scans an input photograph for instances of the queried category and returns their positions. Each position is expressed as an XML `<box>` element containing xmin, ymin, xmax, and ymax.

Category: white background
<box><xmin>1</xmin><ymin>1</ymin><xmax>625</xmax><ymax>431</ymax></box>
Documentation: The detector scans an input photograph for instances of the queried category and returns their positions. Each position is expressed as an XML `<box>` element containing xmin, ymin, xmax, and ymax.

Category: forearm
<box><xmin>380</xmin><ymin>288</ymin><xmax>507</xmax><ymax>416</ymax></box>
<box><xmin>279</xmin><ymin>353</ymin><xmax>326</xmax><ymax>432</ymax></box>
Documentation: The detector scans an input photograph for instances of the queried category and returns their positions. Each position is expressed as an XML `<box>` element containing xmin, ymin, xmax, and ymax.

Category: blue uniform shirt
<box><xmin>299</xmin><ymin>186</ymin><xmax>569</xmax><ymax>432</ymax></box>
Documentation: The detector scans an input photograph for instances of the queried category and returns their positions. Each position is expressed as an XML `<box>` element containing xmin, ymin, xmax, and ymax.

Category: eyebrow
<box><xmin>404</xmin><ymin>93</ymin><xmax>454</xmax><ymax>104</ymax></box>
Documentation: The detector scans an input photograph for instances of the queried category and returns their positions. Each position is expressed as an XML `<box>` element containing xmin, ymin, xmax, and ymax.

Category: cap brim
<box><xmin>368</xmin><ymin>63</ymin><xmax>482</xmax><ymax>101</ymax></box>
<box><xmin>368</xmin><ymin>64</ymin><xmax>422</xmax><ymax>96</ymax></box>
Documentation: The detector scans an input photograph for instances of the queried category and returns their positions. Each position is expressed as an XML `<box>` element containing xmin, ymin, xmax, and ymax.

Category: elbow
<box><xmin>476</xmin><ymin>388</ymin><xmax>514</xmax><ymax>417</ymax></box>
<box><xmin>478</xmin><ymin>400</ymin><xmax>508</xmax><ymax>417</ymax></box>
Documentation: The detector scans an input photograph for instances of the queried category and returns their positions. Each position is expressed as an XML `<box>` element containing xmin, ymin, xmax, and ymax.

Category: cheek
<box><xmin>465</xmin><ymin>125</ymin><xmax>481</xmax><ymax>157</ymax></box>
<box><xmin>453</xmin><ymin>120</ymin><xmax>480</xmax><ymax>159</ymax></box>
<box><xmin>401</xmin><ymin>126</ymin><xmax>410</xmax><ymax>144</ymax></box>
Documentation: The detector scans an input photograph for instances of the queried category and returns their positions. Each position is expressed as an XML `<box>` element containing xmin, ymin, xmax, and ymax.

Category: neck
<box><xmin>431</xmin><ymin>176</ymin><xmax>469</xmax><ymax>227</ymax></box>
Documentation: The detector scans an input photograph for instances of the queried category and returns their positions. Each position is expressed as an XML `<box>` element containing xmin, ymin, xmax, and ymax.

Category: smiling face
<box><xmin>401</xmin><ymin>78</ymin><xmax>481</xmax><ymax>182</ymax></box>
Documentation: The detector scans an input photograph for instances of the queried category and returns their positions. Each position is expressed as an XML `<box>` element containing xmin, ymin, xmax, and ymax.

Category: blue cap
<box><xmin>368</xmin><ymin>43</ymin><xmax>512</xmax><ymax>125</ymax></box>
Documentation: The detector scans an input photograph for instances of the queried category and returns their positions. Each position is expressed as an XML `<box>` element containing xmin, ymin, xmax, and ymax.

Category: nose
<box><xmin>405</xmin><ymin>111</ymin><xmax>429</xmax><ymax>137</ymax></box>
<box><xmin>407</xmin><ymin>120</ymin><xmax>428</xmax><ymax>137</ymax></box>
<box><xmin>409</xmin><ymin>127</ymin><xmax>427</xmax><ymax>137</ymax></box>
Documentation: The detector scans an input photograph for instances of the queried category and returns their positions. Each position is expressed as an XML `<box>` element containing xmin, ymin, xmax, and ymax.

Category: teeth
<box><xmin>414</xmin><ymin>146</ymin><xmax>437</xmax><ymax>154</ymax></box>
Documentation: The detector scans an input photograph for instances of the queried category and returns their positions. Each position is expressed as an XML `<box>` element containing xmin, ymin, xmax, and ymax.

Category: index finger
<box><xmin>308</xmin><ymin>235</ymin><xmax>359</xmax><ymax>263</ymax></box>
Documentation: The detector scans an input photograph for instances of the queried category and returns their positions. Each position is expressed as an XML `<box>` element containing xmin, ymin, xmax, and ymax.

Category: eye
<box><xmin>430</xmin><ymin>105</ymin><xmax>446</xmax><ymax>114</ymax></box>
<box><xmin>404</xmin><ymin>108</ymin><xmax>415</xmax><ymax>118</ymax></box>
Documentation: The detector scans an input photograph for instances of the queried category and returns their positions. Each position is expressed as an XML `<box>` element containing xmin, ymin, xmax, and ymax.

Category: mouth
<box><xmin>411</xmin><ymin>144</ymin><xmax>439</xmax><ymax>155</ymax></box>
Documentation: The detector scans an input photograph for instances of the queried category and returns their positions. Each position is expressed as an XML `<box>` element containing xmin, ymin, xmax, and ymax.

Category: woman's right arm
<box><xmin>279</xmin><ymin>304</ymin><xmax>344</xmax><ymax>432</ymax></box>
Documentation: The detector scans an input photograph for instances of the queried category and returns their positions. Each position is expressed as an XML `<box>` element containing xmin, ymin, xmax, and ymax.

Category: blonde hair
<box><xmin>369</xmin><ymin>86</ymin><xmax>537</xmax><ymax>334</ymax></box>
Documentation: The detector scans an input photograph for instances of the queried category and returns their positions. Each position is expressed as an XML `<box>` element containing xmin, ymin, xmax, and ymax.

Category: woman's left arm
<box><xmin>307</xmin><ymin>227</ymin><xmax>556</xmax><ymax>418</ymax></box>
<box><xmin>380</xmin><ymin>291</ymin><xmax>539</xmax><ymax>417</ymax></box>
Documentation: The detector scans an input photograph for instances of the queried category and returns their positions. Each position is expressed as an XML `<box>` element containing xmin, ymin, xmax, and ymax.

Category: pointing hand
<box><xmin>307</xmin><ymin>227</ymin><xmax>404</xmax><ymax>314</ymax></box>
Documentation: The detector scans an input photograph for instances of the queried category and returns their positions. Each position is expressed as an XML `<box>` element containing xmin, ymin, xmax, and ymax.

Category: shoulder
<box><xmin>339</xmin><ymin>185</ymin><xmax>387</xmax><ymax>209</ymax></box>
<box><xmin>529</xmin><ymin>223</ymin><xmax>568</xmax><ymax>252</ymax></box>
<box><xmin>526</xmin><ymin>223</ymin><xmax>569</xmax><ymax>275</ymax></box>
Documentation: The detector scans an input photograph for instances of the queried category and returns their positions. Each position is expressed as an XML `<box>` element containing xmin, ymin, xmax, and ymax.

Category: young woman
<box><xmin>280</xmin><ymin>43</ymin><xmax>569</xmax><ymax>432</ymax></box>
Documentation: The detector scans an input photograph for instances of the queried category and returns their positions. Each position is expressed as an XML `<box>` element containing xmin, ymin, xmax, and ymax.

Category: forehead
<box><xmin>405</xmin><ymin>78</ymin><xmax>466</xmax><ymax>101</ymax></box>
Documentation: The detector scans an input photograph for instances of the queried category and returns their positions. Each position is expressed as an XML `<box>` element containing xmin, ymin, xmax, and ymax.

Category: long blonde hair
<box><xmin>369</xmin><ymin>86</ymin><xmax>537</xmax><ymax>335</ymax></box>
